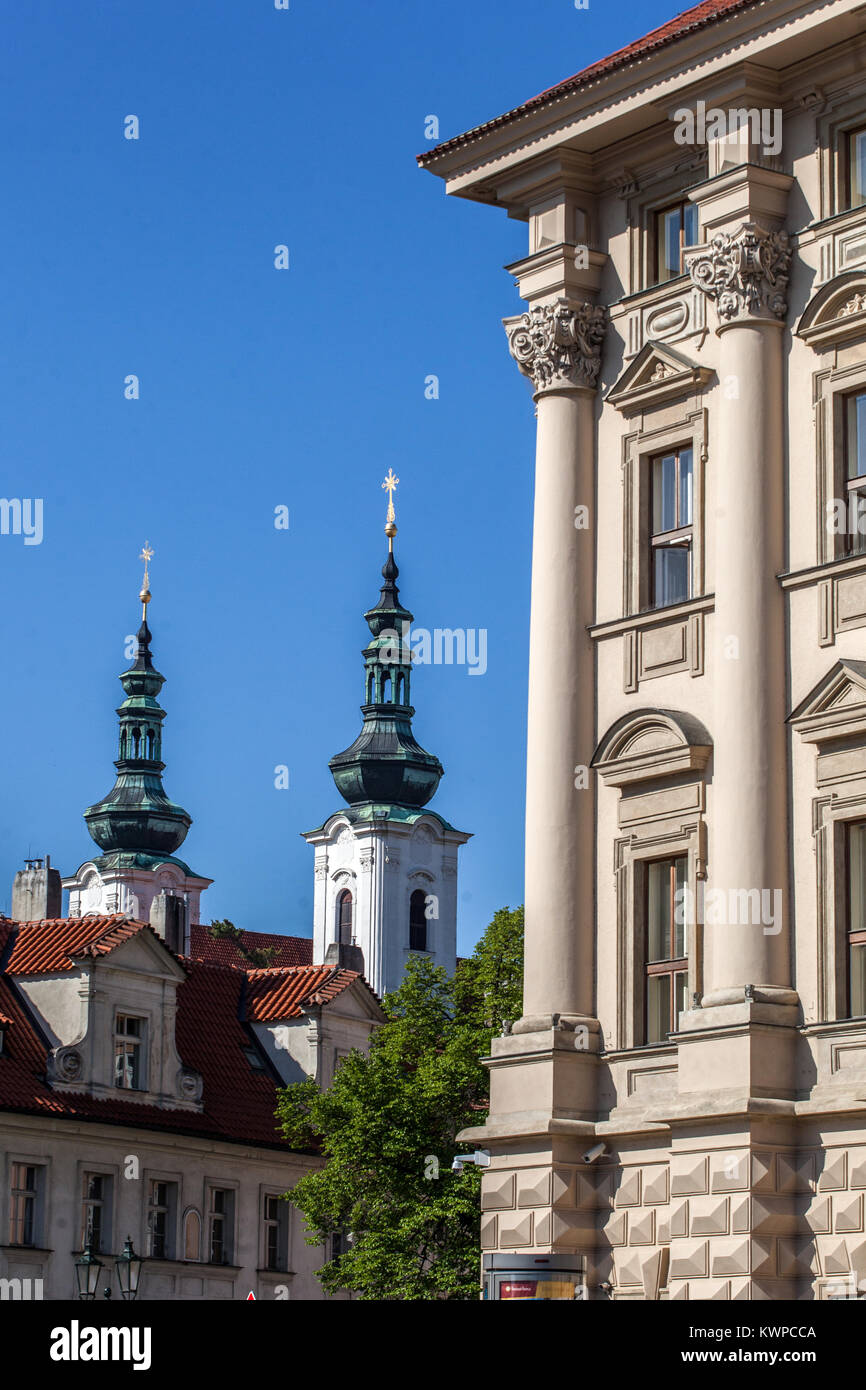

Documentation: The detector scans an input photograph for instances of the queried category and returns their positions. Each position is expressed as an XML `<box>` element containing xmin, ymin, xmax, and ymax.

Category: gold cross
<box><xmin>381</xmin><ymin>469</ymin><xmax>399</xmax><ymax>524</ymax></box>
<box><xmin>139</xmin><ymin>542</ymin><xmax>154</xmax><ymax>588</ymax></box>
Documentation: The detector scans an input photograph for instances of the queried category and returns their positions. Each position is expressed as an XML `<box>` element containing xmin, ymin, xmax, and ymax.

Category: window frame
<box><xmin>114</xmin><ymin>1013</ymin><xmax>147</xmax><ymax>1091</ymax></box>
<box><xmin>622</xmin><ymin>411</ymin><xmax>707</xmax><ymax>620</ymax></box>
<box><xmin>845</xmin><ymin>821</ymin><xmax>866</xmax><ymax>1018</ymax></box>
<box><xmin>653</xmin><ymin>199</ymin><xmax>699</xmax><ymax>286</ymax></box>
<box><xmin>262</xmin><ymin>1191</ymin><xmax>289</xmax><ymax>1274</ymax></box>
<box><xmin>644</xmin><ymin>856</ymin><xmax>689</xmax><ymax>1045</ymax></box>
<box><xmin>206</xmin><ymin>1186</ymin><xmax>235</xmax><ymax>1267</ymax></box>
<box><xmin>81</xmin><ymin>1171</ymin><xmax>112</xmax><ymax>1255</ymax></box>
<box><xmin>649</xmin><ymin>446</ymin><xmax>694</xmax><ymax>608</ymax></box>
<box><xmin>8</xmin><ymin>1161</ymin><xmax>42</xmax><ymax>1248</ymax></box>
<box><xmin>847</xmin><ymin>125</ymin><xmax>866</xmax><ymax>211</ymax></box>
<box><xmin>146</xmin><ymin>1178</ymin><xmax>177</xmax><ymax>1261</ymax></box>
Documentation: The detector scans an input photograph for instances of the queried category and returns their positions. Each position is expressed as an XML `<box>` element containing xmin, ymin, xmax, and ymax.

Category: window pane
<box><xmin>848</xmin><ymin>490</ymin><xmax>866</xmax><ymax>555</ymax></box>
<box><xmin>850</xmin><ymin>824</ymin><xmax>866</xmax><ymax>934</ymax></box>
<box><xmin>647</xmin><ymin>974</ymin><xmax>671</xmax><ymax>1044</ymax></box>
<box><xmin>673</xmin><ymin>857</ymin><xmax>688</xmax><ymax>958</ymax></box>
<box><xmin>678</xmin><ymin>449</ymin><xmax>693</xmax><ymax>526</ymax></box>
<box><xmin>847</xmin><ymin>394</ymin><xmax>866</xmax><ymax>479</ymax></box>
<box><xmin>647</xmin><ymin>862</ymin><xmax>671</xmax><ymax>961</ymax></box>
<box><xmin>656</xmin><ymin>208</ymin><xmax>681</xmax><ymax>283</ymax></box>
<box><xmin>683</xmin><ymin>202</ymin><xmax>698</xmax><ymax>247</ymax></box>
<box><xmin>850</xmin><ymin>129</ymin><xmax>866</xmax><ymax>209</ymax></box>
<box><xmin>652</xmin><ymin>455</ymin><xmax>677</xmax><ymax>534</ymax></box>
<box><xmin>653</xmin><ymin>545</ymin><xmax>691</xmax><ymax>607</ymax></box>
<box><xmin>674</xmin><ymin>971</ymin><xmax>688</xmax><ymax>1032</ymax></box>
<box><xmin>851</xmin><ymin>943</ymin><xmax>866</xmax><ymax>1017</ymax></box>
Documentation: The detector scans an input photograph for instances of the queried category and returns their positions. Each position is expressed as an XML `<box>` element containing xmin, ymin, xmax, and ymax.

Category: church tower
<box><xmin>303</xmin><ymin>476</ymin><xmax>471</xmax><ymax>999</ymax></box>
<box><xmin>63</xmin><ymin>546</ymin><xmax>211</xmax><ymax>944</ymax></box>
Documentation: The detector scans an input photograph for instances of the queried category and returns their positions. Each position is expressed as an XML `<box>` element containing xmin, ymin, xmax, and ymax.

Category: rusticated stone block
<box><xmin>671</xmin><ymin>1154</ymin><xmax>709</xmax><ymax>1196</ymax></box>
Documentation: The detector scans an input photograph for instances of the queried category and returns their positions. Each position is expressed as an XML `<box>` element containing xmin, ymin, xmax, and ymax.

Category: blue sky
<box><xmin>0</xmin><ymin>0</ymin><xmax>678</xmax><ymax>952</ymax></box>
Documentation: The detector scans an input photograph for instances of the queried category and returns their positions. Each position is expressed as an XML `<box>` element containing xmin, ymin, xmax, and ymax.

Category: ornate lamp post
<box><xmin>115</xmin><ymin>1235</ymin><xmax>144</xmax><ymax>1301</ymax></box>
<box><xmin>74</xmin><ymin>1243</ymin><xmax>104</xmax><ymax>1300</ymax></box>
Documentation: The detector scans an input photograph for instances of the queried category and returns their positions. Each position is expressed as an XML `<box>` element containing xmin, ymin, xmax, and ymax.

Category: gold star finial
<box><xmin>139</xmin><ymin>541</ymin><xmax>154</xmax><ymax>618</ymax></box>
<box><xmin>382</xmin><ymin>469</ymin><xmax>399</xmax><ymax>550</ymax></box>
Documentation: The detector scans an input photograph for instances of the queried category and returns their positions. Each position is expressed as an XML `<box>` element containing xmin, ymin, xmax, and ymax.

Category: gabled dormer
<box><xmin>5</xmin><ymin>916</ymin><xmax>203</xmax><ymax>1111</ymax></box>
<box><xmin>607</xmin><ymin>340</ymin><xmax>713</xmax><ymax>415</ymax></box>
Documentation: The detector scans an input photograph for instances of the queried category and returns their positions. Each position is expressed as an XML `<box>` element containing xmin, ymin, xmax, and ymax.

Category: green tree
<box><xmin>207</xmin><ymin>918</ymin><xmax>276</xmax><ymax>969</ymax></box>
<box><xmin>276</xmin><ymin>905</ymin><xmax>524</xmax><ymax>1300</ymax></box>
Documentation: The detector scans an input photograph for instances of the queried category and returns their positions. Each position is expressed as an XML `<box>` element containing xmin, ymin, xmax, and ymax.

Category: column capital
<box><xmin>504</xmin><ymin>297</ymin><xmax>607</xmax><ymax>392</ymax></box>
<box><xmin>685</xmin><ymin>223</ymin><xmax>792</xmax><ymax>325</ymax></box>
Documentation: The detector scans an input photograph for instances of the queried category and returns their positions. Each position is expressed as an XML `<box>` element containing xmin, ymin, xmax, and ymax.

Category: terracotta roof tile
<box><xmin>244</xmin><ymin>964</ymin><xmax>377</xmax><ymax>1021</ymax></box>
<box><xmin>189</xmin><ymin>923</ymin><xmax>313</xmax><ymax>969</ymax></box>
<box><xmin>5</xmin><ymin>915</ymin><xmax>149</xmax><ymax>974</ymax></box>
<box><xmin>418</xmin><ymin>0</ymin><xmax>764</xmax><ymax>164</ymax></box>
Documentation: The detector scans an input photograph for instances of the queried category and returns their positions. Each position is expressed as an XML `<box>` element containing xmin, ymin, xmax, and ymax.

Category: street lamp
<box><xmin>74</xmin><ymin>1243</ymin><xmax>104</xmax><ymax>1300</ymax></box>
<box><xmin>115</xmin><ymin>1235</ymin><xmax>144</xmax><ymax>1301</ymax></box>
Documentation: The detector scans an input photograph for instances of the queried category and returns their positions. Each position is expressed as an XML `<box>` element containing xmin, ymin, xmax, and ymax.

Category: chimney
<box><xmin>324</xmin><ymin>941</ymin><xmax>365</xmax><ymax>975</ymax></box>
<box><xmin>12</xmin><ymin>855</ymin><xmax>62</xmax><ymax>921</ymax></box>
<box><xmin>150</xmin><ymin>890</ymin><xmax>188</xmax><ymax>956</ymax></box>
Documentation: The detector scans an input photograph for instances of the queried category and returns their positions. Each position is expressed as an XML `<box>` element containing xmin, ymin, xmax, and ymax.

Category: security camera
<box><xmin>583</xmin><ymin>1142</ymin><xmax>608</xmax><ymax>1165</ymax></box>
<box><xmin>451</xmin><ymin>1149</ymin><xmax>490</xmax><ymax>1172</ymax></box>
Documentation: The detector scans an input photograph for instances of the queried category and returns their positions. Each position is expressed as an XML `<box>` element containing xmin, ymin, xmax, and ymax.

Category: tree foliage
<box><xmin>276</xmin><ymin>905</ymin><xmax>524</xmax><ymax>1299</ymax></box>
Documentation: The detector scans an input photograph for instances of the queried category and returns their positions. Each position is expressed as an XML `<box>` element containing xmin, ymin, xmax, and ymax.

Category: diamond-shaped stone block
<box><xmin>629</xmin><ymin>1209</ymin><xmax>656</xmax><ymax>1245</ymax></box>
<box><xmin>517</xmin><ymin>1170</ymin><xmax>551</xmax><ymax>1208</ymax></box>
<box><xmin>670</xmin><ymin>1239</ymin><xmax>709</xmax><ymax>1280</ymax></box>
<box><xmin>672</xmin><ymin>1154</ymin><xmax>709</xmax><ymax>1196</ymax></box>
<box><xmin>818</xmin><ymin>1150</ymin><xmax>848</xmax><ymax>1192</ymax></box>
<box><xmin>643</xmin><ymin>1165</ymin><xmax>670</xmax><ymax>1205</ymax></box>
<box><xmin>481</xmin><ymin>1171</ymin><xmax>515</xmax><ymax>1211</ymax></box>
<box><xmin>835</xmin><ymin>1193</ymin><xmax>864</xmax><ymax>1234</ymax></box>
<box><xmin>690</xmin><ymin>1196</ymin><xmax>729</xmax><ymax>1237</ymax></box>
<box><xmin>614</xmin><ymin>1167</ymin><xmax>642</xmax><ymax>1208</ymax></box>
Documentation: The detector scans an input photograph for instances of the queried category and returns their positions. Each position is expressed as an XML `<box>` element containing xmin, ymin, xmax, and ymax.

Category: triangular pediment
<box><xmin>76</xmin><ymin>925</ymin><xmax>187</xmax><ymax>983</ymax></box>
<box><xmin>607</xmin><ymin>341</ymin><xmax>713</xmax><ymax>414</ymax></box>
<box><xmin>788</xmin><ymin>660</ymin><xmax>866</xmax><ymax>743</ymax></box>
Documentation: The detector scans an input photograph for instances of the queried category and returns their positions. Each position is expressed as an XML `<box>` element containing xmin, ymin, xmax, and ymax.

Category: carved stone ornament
<box><xmin>506</xmin><ymin>298</ymin><xmax>607</xmax><ymax>391</ymax></box>
<box><xmin>51</xmin><ymin>1047</ymin><xmax>83</xmax><ymax>1081</ymax></box>
<box><xmin>687</xmin><ymin>224</ymin><xmax>791</xmax><ymax>323</ymax></box>
<box><xmin>839</xmin><ymin>293</ymin><xmax>866</xmax><ymax>317</ymax></box>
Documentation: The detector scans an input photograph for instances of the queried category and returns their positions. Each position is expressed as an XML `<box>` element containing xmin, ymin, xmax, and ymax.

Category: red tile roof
<box><xmin>5</xmin><ymin>915</ymin><xmax>155</xmax><ymax>974</ymax></box>
<box><xmin>0</xmin><ymin>917</ymin><xmax>367</xmax><ymax>1150</ymax></box>
<box><xmin>245</xmin><ymin>964</ymin><xmax>377</xmax><ymax>1021</ymax></box>
<box><xmin>189</xmin><ymin>923</ymin><xmax>313</xmax><ymax>969</ymax></box>
<box><xmin>417</xmin><ymin>0</ymin><xmax>764</xmax><ymax>165</ymax></box>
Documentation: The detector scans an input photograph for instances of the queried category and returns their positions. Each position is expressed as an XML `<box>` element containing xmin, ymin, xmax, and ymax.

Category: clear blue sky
<box><xmin>0</xmin><ymin>0</ymin><xmax>678</xmax><ymax>952</ymax></box>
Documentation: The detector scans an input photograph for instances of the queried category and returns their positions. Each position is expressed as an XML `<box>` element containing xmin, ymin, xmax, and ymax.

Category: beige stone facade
<box><xmin>421</xmin><ymin>0</ymin><xmax>866</xmax><ymax>1299</ymax></box>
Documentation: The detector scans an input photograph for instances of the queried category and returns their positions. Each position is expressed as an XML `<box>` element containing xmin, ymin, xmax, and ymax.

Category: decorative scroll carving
<box><xmin>505</xmin><ymin>298</ymin><xmax>607</xmax><ymax>391</ymax></box>
<box><xmin>687</xmin><ymin>224</ymin><xmax>791</xmax><ymax>322</ymax></box>
<box><xmin>839</xmin><ymin>292</ymin><xmax>866</xmax><ymax>317</ymax></box>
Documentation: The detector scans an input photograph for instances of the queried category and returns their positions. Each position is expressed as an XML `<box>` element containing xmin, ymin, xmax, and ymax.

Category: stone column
<box><xmin>504</xmin><ymin>298</ymin><xmax>607</xmax><ymax>1028</ymax></box>
<box><xmin>686</xmin><ymin>223</ymin><xmax>796</xmax><ymax>1008</ymax></box>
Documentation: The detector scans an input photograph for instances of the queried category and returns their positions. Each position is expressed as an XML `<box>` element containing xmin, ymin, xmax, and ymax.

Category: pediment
<box><xmin>787</xmin><ymin>660</ymin><xmax>866</xmax><ymax>744</ymax></box>
<box><xmin>592</xmin><ymin>708</ymin><xmax>712</xmax><ymax>788</ymax></box>
<box><xmin>74</xmin><ymin>926</ymin><xmax>187</xmax><ymax>982</ymax></box>
<box><xmin>607</xmin><ymin>341</ymin><xmax>713</xmax><ymax>415</ymax></box>
<box><xmin>797</xmin><ymin>273</ymin><xmax>866</xmax><ymax>350</ymax></box>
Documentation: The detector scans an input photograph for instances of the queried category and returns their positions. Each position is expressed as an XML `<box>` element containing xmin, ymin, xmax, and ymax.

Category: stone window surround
<box><xmin>621</xmin><ymin>407</ymin><xmax>709</xmax><ymax>621</ymax></box>
<box><xmin>811</xmin><ymin>352</ymin><xmax>866</xmax><ymax>567</ymax></box>
<box><xmin>203</xmin><ymin>1179</ymin><xmax>238</xmax><ymax>1267</ymax></box>
<box><xmin>3</xmin><ymin>1152</ymin><xmax>49</xmax><ymax>1252</ymax></box>
<box><xmin>812</xmin><ymin>794</ymin><xmax>866</xmax><ymax>1024</ymax></box>
<box><xmin>624</xmin><ymin>159</ymin><xmax>707</xmax><ymax>295</ymax></box>
<box><xmin>77</xmin><ymin>1161</ymin><xmax>118</xmax><ymax>1254</ymax></box>
<box><xmin>144</xmin><ymin>1167</ymin><xmax>182</xmax><ymax>1261</ymax></box>
<box><xmin>259</xmin><ymin>1183</ymin><xmax>291</xmax><ymax>1274</ymax></box>
<box><xmin>815</xmin><ymin>89</ymin><xmax>866</xmax><ymax>224</ymax></box>
<box><xmin>614</xmin><ymin>823</ymin><xmax>705</xmax><ymax>1051</ymax></box>
<box><xmin>405</xmin><ymin>869</ymin><xmax>435</xmax><ymax>957</ymax></box>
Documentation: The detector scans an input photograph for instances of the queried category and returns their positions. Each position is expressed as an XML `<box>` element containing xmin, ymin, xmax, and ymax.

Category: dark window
<box><xmin>148</xmin><ymin>1180</ymin><xmax>175</xmax><ymax>1259</ymax></box>
<box><xmin>848</xmin><ymin>127</ymin><xmax>866</xmax><ymax>210</ymax></box>
<box><xmin>208</xmin><ymin>1188</ymin><xmax>233</xmax><ymax>1265</ymax></box>
<box><xmin>82</xmin><ymin>1173</ymin><xmax>110</xmax><ymax>1254</ymax></box>
<box><xmin>845</xmin><ymin>392</ymin><xmax>866</xmax><ymax>555</ymax></box>
<box><xmin>338</xmin><ymin>890</ymin><xmax>353</xmax><ymax>946</ymax></box>
<box><xmin>650</xmin><ymin>447</ymin><xmax>693</xmax><ymax>607</ymax></box>
<box><xmin>847</xmin><ymin>823</ymin><xmax>866</xmax><ymax>1017</ymax></box>
<box><xmin>263</xmin><ymin>1194</ymin><xmax>288</xmax><ymax>1272</ymax></box>
<box><xmin>8</xmin><ymin>1163</ymin><xmax>39</xmax><ymax>1246</ymax></box>
<box><xmin>409</xmin><ymin>889</ymin><xmax>428</xmax><ymax>952</ymax></box>
<box><xmin>655</xmin><ymin>201</ymin><xmax>698</xmax><ymax>284</ymax></box>
<box><xmin>645</xmin><ymin>857</ymin><xmax>688</xmax><ymax>1044</ymax></box>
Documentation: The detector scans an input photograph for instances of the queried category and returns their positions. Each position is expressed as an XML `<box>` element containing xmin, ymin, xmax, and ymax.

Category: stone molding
<box><xmin>686</xmin><ymin>223</ymin><xmax>791</xmax><ymax>323</ymax></box>
<box><xmin>504</xmin><ymin>297</ymin><xmax>607</xmax><ymax>391</ymax></box>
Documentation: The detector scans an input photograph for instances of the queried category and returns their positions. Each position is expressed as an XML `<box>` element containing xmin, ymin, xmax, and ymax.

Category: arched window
<box><xmin>147</xmin><ymin>729</ymin><xmax>155</xmax><ymax>760</ymax></box>
<box><xmin>365</xmin><ymin>672</ymin><xmax>373</xmax><ymax>704</ymax></box>
<box><xmin>131</xmin><ymin>727</ymin><xmax>141</xmax><ymax>758</ymax></box>
<box><xmin>395</xmin><ymin>673</ymin><xmax>403</xmax><ymax>704</ymax></box>
<box><xmin>382</xmin><ymin>674</ymin><xmax>391</xmax><ymax>703</ymax></box>
<box><xmin>410</xmin><ymin>889</ymin><xmax>428</xmax><ymax>952</ymax></box>
<box><xmin>119</xmin><ymin>729</ymin><xmax>127</xmax><ymax>759</ymax></box>
<box><xmin>337</xmin><ymin>889</ymin><xmax>353</xmax><ymax>945</ymax></box>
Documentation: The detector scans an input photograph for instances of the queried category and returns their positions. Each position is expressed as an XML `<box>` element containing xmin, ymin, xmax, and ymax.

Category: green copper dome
<box><xmin>329</xmin><ymin>545</ymin><xmax>444</xmax><ymax>809</ymax></box>
<box><xmin>84</xmin><ymin>614</ymin><xmax>192</xmax><ymax>856</ymax></box>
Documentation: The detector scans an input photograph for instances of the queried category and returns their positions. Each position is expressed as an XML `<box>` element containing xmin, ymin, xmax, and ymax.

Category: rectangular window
<box><xmin>114</xmin><ymin>1014</ymin><xmax>145</xmax><ymax>1090</ymax></box>
<box><xmin>845</xmin><ymin>392</ymin><xmax>866</xmax><ymax>555</ymax></box>
<box><xmin>8</xmin><ymin>1163</ymin><xmax>40</xmax><ymax>1246</ymax></box>
<box><xmin>208</xmin><ymin>1188</ymin><xmax>234</xmax><ymax>1265</ymax></box>
<box><xmin>848</xmin><ymin>127</ymin><xmax>866</xmax><ymax>210</ymax></box>
<box><xmin>650</xmin><ymin>447</ymin><xmax>693</xmax><ymax>607</ymax></box>
<box><xmin>81</xmin><ymin>1173</ymin><xmax>111</xmax><ymax>1254</ymax></box>
<box><xmin>147</xmin><ymin>1180</ymin><xmax>176</xmax><ymax>1260</ymax></box>
<box><xmin>263</xmin><ymin>1194</ymin><xmax>288</xmax><ymax>1272</ymax></box>
<box><xmin>655</xmin><ymin>201</ymin><xmax>698</xmax><ymax>284</ymax></box>
<box><xmin>847</xmin><ymin>823</ymin><xmax>866</xmax><ymax>1017</ymax></box>
<box><xmin>645</xmin><ymin>857</ymin><xmax>688</xmax><ymax>1044</ymax></box>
